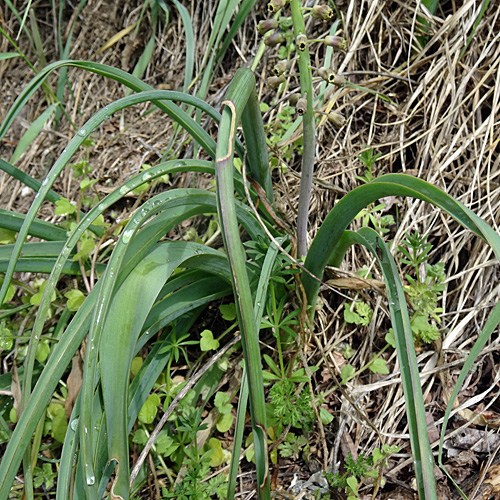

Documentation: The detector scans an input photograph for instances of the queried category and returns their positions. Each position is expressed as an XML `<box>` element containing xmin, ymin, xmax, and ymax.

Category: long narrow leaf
<box><xmin>216</xmin><ymin>69</ymin><xmax>270</xmax><ymax>500</ymax></box>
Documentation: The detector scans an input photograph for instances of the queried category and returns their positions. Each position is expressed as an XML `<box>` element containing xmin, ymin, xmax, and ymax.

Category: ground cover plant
<box><xmin>1</xmin><ymin>1</ymin><xmax>500</xmax><ymax>499</ymax></box>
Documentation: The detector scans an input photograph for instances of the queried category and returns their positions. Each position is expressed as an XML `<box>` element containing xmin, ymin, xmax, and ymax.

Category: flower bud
<box><xmin>273</xmin><ymin>59</ymin><xmax>290</xmax><ymax>76</ymax></box>
<box><xmin>327</xmin><ymin>111</ymin><xmax>345</xmax><ymax>128</ymax></box>
<box><xmin>296</xmin><ymin>96</ymin><xmax>308</xmax><ymax>115</ymax></box>
<box><xmin>331</xmin><ymin>74</ymin><xmax>346</xmax><ymax>86</ymax></box>
<box><xmin>288</xmin><ymin>94</ymin><xmax>300</xmax><ymax>106</ymax></box>
<box><xmin>296</xmin><ymin>33</ymin><xmax>308</xmax><ymax>51</ymax></box>
<box><xmin>318</xmin><ymin>67</ymin><xmax>336</xmax><ymax>84</ymax></box>
<box><xmin>267</xmin><ymin>75</ymin><xmax>286</xmax><ymax>89</ymax></box>
<box><xmin>268</xmin><ymin>0</ymin><xmax>287</xmax><ymax>13</ymax></box>
<box><xmin>264</xmin><ymin>31</ymin><xmax>286</xmax><ymax>47</ymax></box>
<box><xmin>324</xmin><ymin>35</ymin><xmax>346</xmax><ymax>50</ymax></box>
<box><xmin>257</xmin><ymin>19</ymin><xmax>279</xmax><ymax>35</ymax></box>
<box><xmin>311</xmin><ymin>5</ymin><xmax>334</xmax><ymax>20</ymax></box>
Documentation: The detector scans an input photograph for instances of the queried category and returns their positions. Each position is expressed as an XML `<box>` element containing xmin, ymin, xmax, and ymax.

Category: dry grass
<box><xmin>2</xmin><ymin>0</ymin><xmax>500</xmax><ymax>496</ymax></box>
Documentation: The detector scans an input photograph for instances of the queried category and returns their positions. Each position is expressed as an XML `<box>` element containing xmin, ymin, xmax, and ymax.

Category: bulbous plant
<box><xmin>0</xmin><ymin>5</ymin><xmax>499</xmax><ymax>500</ymax></box>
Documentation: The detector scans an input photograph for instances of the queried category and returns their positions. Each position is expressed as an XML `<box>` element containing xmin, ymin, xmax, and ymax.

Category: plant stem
<box><xmin>290</xmin><ymin>0</ymin><xmax>316</xmax><ymax>258</ymax></box>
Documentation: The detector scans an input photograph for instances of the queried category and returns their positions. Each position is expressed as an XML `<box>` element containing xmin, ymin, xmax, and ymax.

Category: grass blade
<box><xmin>10</xmin><ymin>103</ymin><xmax>58</xmax><ymax>163</ymax></box>
<box><xmin>337</xmin><ymin>228</ymin><xmax>437</xmax><ymax>499</ymax></box>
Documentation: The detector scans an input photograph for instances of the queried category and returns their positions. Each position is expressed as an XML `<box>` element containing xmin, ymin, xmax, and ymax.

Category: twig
<box><xmin>129</xmin><ymin>335</ymin><xmax>241</xmax><ymax>487</ymax></box>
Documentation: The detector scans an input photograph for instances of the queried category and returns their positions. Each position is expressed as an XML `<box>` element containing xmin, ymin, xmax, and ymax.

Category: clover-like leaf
<box><xmin>200</xmin><ymin>329</ymin><xmax>219</xmax><ymax>351</ymax></box>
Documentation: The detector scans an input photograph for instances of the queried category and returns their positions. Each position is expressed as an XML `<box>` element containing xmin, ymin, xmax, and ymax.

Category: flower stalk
<box><xmin>290</xmin><ymin>0</ymin><xmax>315</xmax><ymax>258</ymax></box>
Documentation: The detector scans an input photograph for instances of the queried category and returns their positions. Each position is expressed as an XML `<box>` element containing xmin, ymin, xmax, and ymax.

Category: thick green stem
<box><xmin>290</xmin><ymin>0</ymin><xmax>316</xmax><ymax>258</ymax></box>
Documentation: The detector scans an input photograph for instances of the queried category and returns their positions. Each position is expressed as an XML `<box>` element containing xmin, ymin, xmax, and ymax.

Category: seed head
<box><xmin>318</xmin><ymin>67</ymin><xmax>336</xmax><ymax>84</ymax></box>
<box><xmin>296</xmin><ymin>96</ymin><xmax>308</xmax><ymax>115</ymax></box>
<box><xmin>296</xmin><ymin>33</ymin><xmax>308</xmax><ymax>51</ymax></box>
<box><xmin>332</xmin><ymin>75</ymin><xmax>346</xmax><ymax>86</ymax></box>
<box><xmin>267</xmin><ymin>75</ymin><xmax>286</xmax><ymax>89</ymax></box>
<box><xmin>327</xmin><ymin>111</ymin><xmax>346</xmax><ymax>128</ymax></box>
<box><xmin>257</xmin><ymin>19</ymin><xmax>279</xmax><ymax>35</ymax></box>
<box><xmin>311</xmin><ymin>5</ymin><xmax>334</xmax><ymax>20</ymax></box>
<box><xmin>264</xmin><ymin>31</ymin><xmax>286</xmax><ymax>46</ymax></box>
<box><xmin>288</xmin><ymin>94</ymin><xmax>300</xmax><ymax>106</ymax></box>
<box><xmin>273</xmin><ymin>59</ymin><xmax>291</xmax><ymax>76</ymax></box>
<box><xmin>268</xmin><ymin>0</ymin><xmax>287</xmax><ymax>13</ymax></box>
<box><xmin>324</xmin><ymin>35</ymin><xmax>346</xmax><ymax>50</ymax></box>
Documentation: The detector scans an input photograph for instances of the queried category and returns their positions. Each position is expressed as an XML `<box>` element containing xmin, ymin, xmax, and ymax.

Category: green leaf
<box><xmin>216</xmin><ymin>413</ymin><xmax>234</xmax><ymax>433</ymax></box>
<box><xmin>0</xmin><ymin>321</ymin><xmax>13</xmax><ymax>351</ymax></box>
<box><xmin>47</xmin><ymin>402</ymin><xmax>67</xmax><ymax>443</ymax></box>
<box><xmin>219</xmin><ymin>303</ymin><xmax>236</xmax><ymax>320</ymax></box>
<box><xmin>341</xmin><ymin>364</ymin><xmax>355</xmax><ymax>384</ymax></box>
<box><xmin>319</xmin><ymin>406</ymin><xmax>334</xmax><ymax>425</ymax></box>
<box><xmin>369</xmin><ymin>358</ymin><xmax>389</xmax><ymax>375</ymax></box>
<box><xmin>64</xmin><ymin>289</ymin><xmax>85</xmax><ymax>311</ymax></box>
<box><xmin>30</xmin><ymin>280</ymin><xmax>56</xmax><ymax>306</ymax></box>
<box><xmin>0</xmin><ymin>280</ymin><xmax>15</xmax><ymax>304</ymax></box>
<box><xmin>0</xmin><ymin>53</ymin><xmax>20</xmax><ymax>61</ymax></box>
<box><xmin>80</xmin><ymin>177</ymin><xmax>98</xmax><ymax>193</ymax></box>
<box><xmin>132</xmin><ymin>429</ymin><xmax>148</xmax><ymax>445</ymax></box>
<box><xmin>35</xmin><ymin>342</ymin><xmax>50</xmax><ymax>363</ymax></box>
<box><xmin>0</xmin><ymin>228</ymin><xmax>16</xmax><ymax>244</ymax></box>
<box><xmin>209</xmin><ymin>437</ymin><xmax>225</xmax><ymax>467</ymax></box>
<box><xmin>130</xmin><ymin>356</ymin><xmax>143</xmax><ymax>378</ymax></box>
<box><xmin>33</xmin><ymin>462</ymin><xmax>56</xmax><ymax>490</ymax></box>
<box><xmin>155</xmin><ymin>433</ymin><xmax>179</xmax><ymax>457</ymax></box>
<box><xmin>385</xmin><ymin>329</ymin><xmax>396</xmax><ymax>348</ymax></box>
<box><xmin>71</xmin><ymin>237</ymin><xmax>95</xmax><ymax>261</ymax></box>
<box><xmin>214</xmin><ymin>392</ymin><xmax>232</xmax><ymax>414</ymax></box>
<box><xmin>54</xmin><ymin>198</ymin><xmax>77</xmax><ymax>216</ymax></box>
<box><xmin>138</xmin><ymin>393</ymin><xmax>161</xmax><ymax>424</ymax></box>
<box><xmin>346</xmin><ymin>475</ymin><xmax>358</xmax><ymax>494</ymax></box>
<box><xmin>344</xmin><ymin>303</ymin><xmax>361</xmax><ymax>325</ymax></box>
<box><xmin>10</xmin><ymin>104</ymin><xmax>59</xmax><ymax>164</ymax></box>
<box><xmin>200</xmin><ymin>329</ymin><xmax>219</xmax><ymax>351</ymax></box>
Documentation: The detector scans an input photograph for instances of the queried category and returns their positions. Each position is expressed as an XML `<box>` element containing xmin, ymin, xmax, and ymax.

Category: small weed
<box><xmin>325</xmin><ymin>444</ymin><xmax>400</xmax><ymax>500</ymax></box>
<box><xmin>397</xmin><ymin>231</ymin><xmax>445</xmax><ymax>344</ymax></box>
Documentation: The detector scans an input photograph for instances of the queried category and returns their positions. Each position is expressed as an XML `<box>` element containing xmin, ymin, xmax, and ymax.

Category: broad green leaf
<box><xmin>340</xmin><ymin>364</ymin><xmax>355</xmax><ymax>384</ymax></box>
<box><xmin>369</xmin><ymin>358</ymin><xmax>389</xmax><ymax>375</ymax></box>
<box><xmin>0</xmin><ymin>228</ymin><xmax>16</xmax><ymax>244</ymax></box>
<box><xmin>216</xmin><ymin>413</ymin><xmax>234</xmax><ymax>433</ymax></box>
<box><xmin>138</xmin><ymin>393</ymin><xmax>161</xmax><ymax>424</ymax></box>
<box><xmin>47</xmin><ymin>402</ymin><xmax>67</xmax><ymax>443</ymax></box>
<box><xmin>200</xmin><ymin>329</ymin><xmax>219</xmax><ymax>351</ymax></box>
<box><xmin>219</xmin><ymin>303</ymin><xmax>236</xmax><ymax>320</ymax></box>
<box><xmin>319</xmin><ymin>406</ymin><xmax>334</xmax><ymax>425</ymax></box>
<box><xmin>30</xmin><ymin>281</ymin><xmax>56</xmax><ymax>306</ymax></box>
<box><xmin>54</xmin><ymin>198</ymin><xmax>76</xmax><ymax>216</ymax></box>
<box><xmin>208</xmin><ymin>437</ymin><xmax>225</xmax><ymax>467</ymax></box>
<box><xmin>214</xmin><ymin>392</ymin><xmax>232</xmax><ymax>414</ymax></box>
<box><xmin>64</xmin><ymin>289</ymin><xmax>85</xmax><ymax>311</ymax></box>
<box><xmin>35</xmin><ymin>342</ymin><xmax>50</xmax><ymax>363</ymax></box>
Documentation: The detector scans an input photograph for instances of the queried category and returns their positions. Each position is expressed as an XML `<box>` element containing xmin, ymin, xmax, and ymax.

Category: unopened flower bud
<box><xmin>268</xmin><ymin>0</ymin><xmax>287</xmax><ymax>13</ymax></box>
<box><xmin>296</xmin><ymin>96</ymin><xmax>308</xmax><ymax>115</ymax></box>
<box><xmin>288</xmin><ymin>94</ymin><xmax>300</xmax><ymax>106</ymax></box>
<box><xmin>324</xmin><ymin>35</ymin><xmax>346</xmax><ymax>50</ymax></box>
<box><xmin>267</xmin><ymin>75</ymin><xmax>286</xmax><ymax>89</ymax></box>
<box><xmin>273</xmin><ymin>59</ymin><xmax>290</xmax><ymax>76</ymax></box>
<box><xmin>327</xmin><ymin>111</ymin><xmax>345</xmax><ymax>128</ymax></box>
<box><xmin>258</xmin><ymin>19</ymin><xmax>279</xmax><ymax>35</ymax></box>
<box><xmin>296</xmin><ymin>33</ymin><xmax>308</xmax><ymax>51</ymax></box>
<box><xmin>265</xmin><ymin>31</ymin><xmax>286</xmax><ymax>46</ymax></box>
<box><xmin>311</xmin><ymin>5</ymin><xmax>334</xmax><ymax>20</ymax></box>
<box><xmin>331</xmin><ymin>74</ymin><xmax>346</xmax><ymax>86</ymax></box>
<box><xmin>318</xmin><ymin>67</ymin><xmax>336</xmax><ymax>84</ymax></box>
